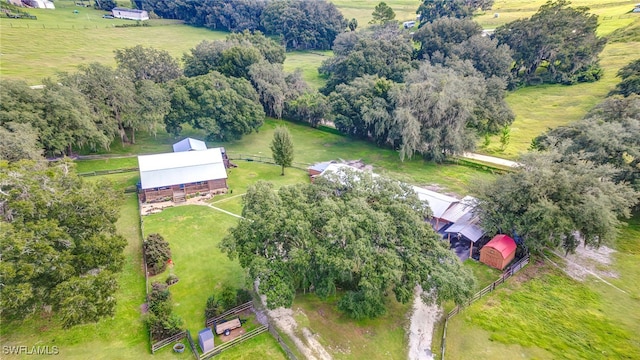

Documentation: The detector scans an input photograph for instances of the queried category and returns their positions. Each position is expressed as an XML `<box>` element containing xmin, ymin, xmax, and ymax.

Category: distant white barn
<box><xmin>137</xmin><ymin>148</ymin><xmax>228</xmax><ymax>203</ymax></box>
<box><xmin>112</xmin><ymin>7</ymin><xmax>149</xmax><ymax>21</ymax></box>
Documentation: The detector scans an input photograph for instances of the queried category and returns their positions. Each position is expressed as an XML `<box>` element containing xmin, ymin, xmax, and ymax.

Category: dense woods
<box><xmin>141</xmin><ymin>0</ymin><xmax>345</xmax><ymax>50</ymax></box>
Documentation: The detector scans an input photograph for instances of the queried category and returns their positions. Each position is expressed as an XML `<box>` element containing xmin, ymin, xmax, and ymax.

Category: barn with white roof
<box><xmin>137</xmin><ymin>148</ymin><xmax>228</xmax><ymax>203</ymax></box>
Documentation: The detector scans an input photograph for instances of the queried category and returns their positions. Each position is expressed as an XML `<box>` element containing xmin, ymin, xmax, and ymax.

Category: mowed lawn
<box><xmin>443</xmin><ymin>213</ymin><xmax>640</xmax><ymax>360</ymax></box>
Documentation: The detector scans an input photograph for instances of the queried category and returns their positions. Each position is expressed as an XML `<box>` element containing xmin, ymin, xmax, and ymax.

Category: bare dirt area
<box><xmin>266</xmin><ymin>306</ymin><xmax>332</xmax><ymax>360</ymax></box>
<box><xmin>557</xmin><ymin>245</ymin><xmax>618</xmax><ymax>281</ymax></box>
<box><xmin>254</xmin><ymin>283</ymin><xmax>332</xmax><ymax>360</ymax></box>
<box><xmin>140</xmin><ymin>193</ymin><xmax>214</xmax><ymax>216</ymax></box>
<box><xmin>408</xmin><ymin>287</ymin><xmax>441</xmax><ymax>360</ymax></box>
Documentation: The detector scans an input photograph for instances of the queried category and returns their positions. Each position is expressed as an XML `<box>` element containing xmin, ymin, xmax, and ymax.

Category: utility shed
<box><xmin>198</xmin><ymin>328</ymin><xmax>214</xmax><ymax>354</ymax></box>
<box><xmin>480</xmin><ymin>234</ymin><xmax>517</xmax><ymax>270</ymax></box>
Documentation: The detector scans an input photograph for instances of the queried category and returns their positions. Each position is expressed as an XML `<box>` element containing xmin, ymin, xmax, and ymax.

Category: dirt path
<box><xmin>408</xmin><ymin>286</ymin><xmax>441</xmax><ymax>360</ymax></box>
<box><xmin>462</xmin><ymin>152</ymin><xmax>520</xmax><ymax>168</ymax></box>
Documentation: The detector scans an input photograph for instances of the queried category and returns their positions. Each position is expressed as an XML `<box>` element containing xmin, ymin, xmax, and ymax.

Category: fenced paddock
<box><xmin>441</xmin><ymin>255</ymin><xmax>530</xmax><ymax>359</ymax></box>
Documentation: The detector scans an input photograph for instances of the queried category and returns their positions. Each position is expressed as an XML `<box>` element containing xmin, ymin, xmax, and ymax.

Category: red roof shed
<box><xmin>480</xmin><ymin>234</ymin><xmax>517</xmax><ymax>270</ymax></box>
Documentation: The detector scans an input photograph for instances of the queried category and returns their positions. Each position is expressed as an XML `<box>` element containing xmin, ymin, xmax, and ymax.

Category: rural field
<box><xmin>1</xmin><ymin>0</ymin><xmax>639</xmax><ymax>359</ymax></box>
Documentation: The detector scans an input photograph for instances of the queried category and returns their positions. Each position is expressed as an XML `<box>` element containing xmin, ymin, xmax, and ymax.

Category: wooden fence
<box><xmin>78</xmin><ymin>167</ymin><xmax>139</xmax><ymax>177</ymax></box>
<box><xmin>226</xmin><ymin>153</ymin><xmax>310</xmax><ymax>171</ymax></box>
<box><xmin>151</xmin><ymin>330</ymin><xmax>186</xmax><ymax>353</ymax></box>
<box><xmin>201</xmin><ymin>326</ymin><xmax>268</xmax><ymax>359</ymax></box>
<box><xmin>205</xmin><ymin>301</ymin><xmax>253</xmax><ymax>328</ymax></box>
<box><xmin>267</xmin><ymin>324</ymin><xmax>298</xmax><ymax>360</ymax></box>
<box><xmin>440</xmin><ymin>255</ymin><xmax>530</xmax><ymax>359</ymax></box>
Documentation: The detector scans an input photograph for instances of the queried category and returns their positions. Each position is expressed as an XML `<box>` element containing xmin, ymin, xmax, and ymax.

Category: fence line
<box><xmin>440</xmin><ymin>255</ymin><xmax>530</xmax><ymax>359</ymax></box>
<box><xmin>186</xmin><ymin>330</ymin><xmax>200</xmax><ymax>360</ymax></box>
<box><xmin>226</xmin><ymin>153</ymin><xmax>310</xmax><ymax>171</ymax></box>
<box><xmin>151</xmin><ymin>330</ymin><xmax>186</xmax><ymax>353</ymax></box>
<box><xmin>267</xmin><ymin>324</ymin><xmax>298</xmax><ymax>360</ymax></box>
<box><xmin>205</xmin><ymin>301</ymin><xmax>253</xmax><ymax>328</ymax></box>
<box><xmin>78</xmin><ymin>167</ymin><xmax>139</xmax><ymax>177</ymax></box>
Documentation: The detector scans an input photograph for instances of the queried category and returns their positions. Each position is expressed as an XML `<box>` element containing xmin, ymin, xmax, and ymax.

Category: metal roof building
<box><xmin>173</xmin><ymin>137</ymin><xmax>207</xmax><ymax>152</ymax></box>
<box><xmin>412</xmin><ymin>187</ymin><xmax>459</xmax><ymax>219</ymax></box>
<box><xmin>138</xmin><ymin>148</ymin><xmax>227</xmax><ymax>189</ymax></box>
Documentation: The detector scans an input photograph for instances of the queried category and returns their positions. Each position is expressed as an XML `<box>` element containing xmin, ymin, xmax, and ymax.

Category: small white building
<box><xmin>112</xmin><ymin>7</ymin><xmax>149</xmax><ymax>21</ymax></box>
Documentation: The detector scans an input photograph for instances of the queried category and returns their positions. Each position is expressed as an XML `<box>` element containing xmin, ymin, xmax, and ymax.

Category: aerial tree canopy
<box><xmin>0</xmin><ymin>78</ymin><xmax>111</xmax><ymax>157</ymax></box>
<box><xmin>474</xmin><ymin>149</ymin><xmax>639</xmax><ymax>254</ymax></box>
<box><xmin>370</xmin><ymin>2</ymin><xmax>396</xmax><ymax>24</ymax></box>
<box><xmin>417</xmin><ymin>0</ymin><xmax>493</xmax><ymax>25</ymax></box>
<box><xmin>495</xmin><ymin>0</ymin><xmax>606</xmax><ymax>86</ymax></box>
<box><xmin>261</xmin><ymin>0</ymin><xmax>346</xmax><ymax>50</ymax></box>
<box><xmin>165</xmin><ymin>71</ymin><xmax>264</xmax><ymax>141</ymax></box>
<box><xmin>413</xmin><ymin>17</ymin><xmax>513</xmax><ymax>80</ymax></box>
<box><xmin>533</xmin><ymin>95</ymin><xmax>640</xmax><ymax>191</ymax></box>
<box><xmin>114</xmin><ymin>45</ymin><xmax>182</xmax><ymax>84</ymax></box>
<box><xmin>248</xmin><ymin>63</ymin><xmax>308</xmax><ymax>119</ymax></box>
<box><xmin>0</xmin><ymin>160</ymin><xmax>126</xmax><ymax>327</ymax></box>
<box><xmin>319</xmin><ymin>24</ymin><xmax>414</xmax><ymax>94</ymax></box>
<box><xmin>329</xmin><ymin>75</ymin><xmax>399</xmax><ymax>146</ymax></box>
<box><xmin>609</xmin><ymin>59</ymin><xmax>640</xmax><ymax>97</ymax></box>
<box><xmin>221</xmin><ymin>171</ymin><xmax>475</xmax><ymax>319</ymax></box>
<box><xmin>59</xmin><ymin>63</ymin><xmax>137</xmax><ymax>145</ymax></box>
<box><xmin>393</xmin><ymin>61</ymin><xmax>512</xmax><ymax>161</ymax></box>
<box><xmin>183</xmin><ymin>30</ymin><xmax>285</xmax><ymax>79</ymax></box>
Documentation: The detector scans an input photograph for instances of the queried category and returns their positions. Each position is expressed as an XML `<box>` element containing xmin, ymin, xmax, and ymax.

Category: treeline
<box><xmin>136</xmin><ymin>0</ymin><xmax>346</xmax><ymax>51</ymax></box>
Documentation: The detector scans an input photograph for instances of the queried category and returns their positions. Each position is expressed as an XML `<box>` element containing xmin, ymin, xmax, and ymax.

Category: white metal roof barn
<box><xmin>138</xmin><ymin>148</ymin><xmax>227</xmax><ymax>189</ymax></box>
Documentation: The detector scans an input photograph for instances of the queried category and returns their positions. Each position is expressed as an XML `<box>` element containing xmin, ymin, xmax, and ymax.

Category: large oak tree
<box><xmin>0</xmin><ymin>160</ymin><xmax>126</xmax><ymax>327</ymax></box>
<box><xmin>221</xmin><ymin>170</ymin><xmax>475</xmax><ymax>319</ymax></box>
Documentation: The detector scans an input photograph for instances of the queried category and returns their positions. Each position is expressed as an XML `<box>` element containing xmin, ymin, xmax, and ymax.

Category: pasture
<box><xmin>2</xmin><ymin>1</ymin><xmax>639</xmax><ymax>359</ymax></box>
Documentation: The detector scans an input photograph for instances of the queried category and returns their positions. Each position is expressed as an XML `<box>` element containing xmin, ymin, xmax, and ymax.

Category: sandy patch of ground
<box><xmin>557</xmin><ymin>245</ymin><xmax>618</xmax><ymax>281</ymax></box>
<box><xmin>408</xmin><ymin>286</ymin><xmax>441</xmax><ymax>360</ymax></box>
<box><xmin>265</xmin><ymin>306</ymin><xmax>332</xmax><ymax>360</ymax></box>
<box><xmin>254</xmin><ymin>281</ymin><xmax>332</xmax><ymax>360</ymax></box>
<box><xmin>140</xmin><ymin>193</ymin><xmax>214</xmax><ymax>216</ymax></box>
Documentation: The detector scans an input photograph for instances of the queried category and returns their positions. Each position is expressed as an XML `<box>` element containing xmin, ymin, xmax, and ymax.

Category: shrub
<box><xmin>204</xmin><ymin>286</ymin><xmax>253</xmax><ymax>320</ymax></box>
<box><xmin>147</xmin><ymin>282</ymin><xmax>183</xmax><ymax>340</ymax></box>
<box><xmin>204</xmin><ymin>295</ymin><xmax>224</xmax><ymax>319</ymax></box>
<box><xmin>146</xmin><ymin>313</ymin><xmax>183</xmax><ymax>340</ymax></box>
<box><xmin>236</xmin><ymin>288</ymin><xmax>252</xmax><ymax>305</ymax></box>
<box><xmin>144</xmin><ymin>233</ymin><xmax>171</xmax><ymax>276</ymax></box>
<box><xmin>166</xmin><ymin>274</ymin><xmax>179</xmax><ymax>286</ymax></box>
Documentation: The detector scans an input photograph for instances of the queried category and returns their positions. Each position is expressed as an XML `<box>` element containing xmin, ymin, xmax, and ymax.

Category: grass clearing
<box><xmin>484</xmin><ymin>40</ymin><xmax>640</xmax><ymax>158</ymax></box>
<box><xmin>76</xmin><ymin>118</ymin><xmax>498</xmax><ymax>195</ymax></box>
<box><xmin>283</xmin><ymin>50</ymin><xmax>332</xmax><ymax>89</ymax></box>
<box><xmin>293</xmin><ymin>293</ymin><xmax>411</xmax><ymax>360</ymax></box>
